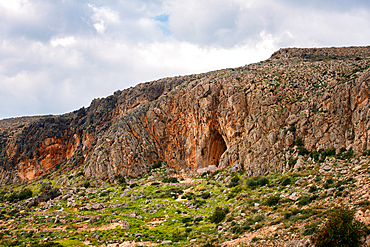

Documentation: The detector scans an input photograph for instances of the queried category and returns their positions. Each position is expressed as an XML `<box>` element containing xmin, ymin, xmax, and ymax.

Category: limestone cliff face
<box><xmin>1</xmin><ymin>46</ymin><xmax>370</xmax><ymax>184</ymax></box>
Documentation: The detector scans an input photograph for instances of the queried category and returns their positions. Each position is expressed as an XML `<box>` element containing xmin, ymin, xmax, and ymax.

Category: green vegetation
<box><xmin>313</xmin><ymin>207</ymin><xmax>367</xmax><ymax>247</ymax></box>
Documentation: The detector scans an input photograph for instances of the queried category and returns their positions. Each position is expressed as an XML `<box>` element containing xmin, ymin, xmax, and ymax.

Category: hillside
<box><xmin>0</xmin><ymin>46</ymin><xmax>370</xmax><ymax>246</ymax></box>
<box><xmin>0</xmin><ymin>46</ymin><xmax>370</xmax><ymax>185</ymax></box>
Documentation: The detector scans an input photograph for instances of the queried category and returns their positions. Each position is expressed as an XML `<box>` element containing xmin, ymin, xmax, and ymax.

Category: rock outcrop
<box><xmin>0</xmin><ymin>46</ymin><xmax>370</xmax><ymax>184</ymax></box>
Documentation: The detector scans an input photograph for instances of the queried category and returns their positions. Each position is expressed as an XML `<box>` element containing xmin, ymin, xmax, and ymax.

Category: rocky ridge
<box><xmin>0</xmin><ymin>46</ymin><xmax>370</xmax><ymax>184</ymax></box>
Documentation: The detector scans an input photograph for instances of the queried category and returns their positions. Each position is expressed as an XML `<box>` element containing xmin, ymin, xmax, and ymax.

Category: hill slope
<box><xmin>0</xmin><ymin>46</ymin><xmax>370</xmax><ymax>184</ymax></box>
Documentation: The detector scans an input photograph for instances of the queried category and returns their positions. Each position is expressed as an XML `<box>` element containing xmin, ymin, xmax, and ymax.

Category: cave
<box><xmin>207</xmin><ymin>130</ymin><xmax>227</xmax><ymax>167</ymax></box>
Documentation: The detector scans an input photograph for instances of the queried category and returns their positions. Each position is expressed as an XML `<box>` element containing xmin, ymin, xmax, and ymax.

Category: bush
<box><xmin>172</xmin><ymin>229</ymin><xmax>186</xmax><ymax>242</ymax></box>
<box><xmin>288</xmin><ymin>158</ymin><xmax>298</xmax><ymax>167</ymax></box>
<box><xmin>228</xmin><ymin>175</ymin><xmax>240</xmax><ymax>187</ymax></box>
<box><xmin>298</xmin><ymin>195</ymin><xmax>317</xmax><ymax>206</ymax></box>
<box><xmin>129</xmin><ymin>183</ymin><xmax>138</xmax><ymax>188</ymax></box>
<box><xmin>18</xmin><ymin>188</ymin><xmax>33</xmax><ymax>200</ymax></box>
<box><xmin>303</xmin><ymin>223</ymin><xmax>317</xmax><ymax>236</ymax></box>
<box><xmin>283</xmin><ymin>212</ymin><xmax>292</xmax><ymax>219</ymax></box>
<box><xmin>6</xmin><ymin>188</ymin><xmax>33</xmax><ymax>202</ymax></box>
<box><xmin>313</xmin><ymin>207</ymin><xmax>367</xmax><ymax>247</ymax></box>
<box><xmin>257</xmin><ymin>177</ymin><xmax>269</xmax><ymax>186</ymax></box>
<box><xmin>246</xmin><ymin>178</ymin><xmax>257</xmax><ymax>188</ymax></box>
<box><xmin>336</xmin><ymin>147</ymin><xmax>354</xmax><ymax>160</ymax></box>
<box><xmin>309</xmin><ymin>185</ymin><xmax>318</xmax><ymax>193</ymax></box>
<box><xmin>152</xmin><ymin>161</ymin><xmax>162</xmax><ymax>169</ymax></box>
<box><xmin>265</xmin><ymin>196</ymin><xmax>280</xmax><ymax>206</ymax></box>
<box><xmin>209</xmin><ymin>207</ymin><xmax>229</xmax><ymax>224</ymax></box>
<box><xmin>30</xmin><ymin>242</ymin><xmax>63</xmax><ymax>247</ymax></box>
<box><xmin>297</xmin><ymin>147</ymin><xmax>309</xmax><ymax>156</ymax></box>
<box><xmin>83</xmin><ymin>182</ymin><xmax>90</xmax><ymax>188</ymax></box>
<box><xmin>162</xmin><ymin>177</ymin><xmax>179</xmax><ymax>183</ymax></box>
<box><xmin>310</xmin><ymin>151</ymin><xmax>320</xmax><ymax>161</ymax></box>
<box><xmin>200</xmin><ymin>191</ymin><xmax>211</xmax><ymax>199</ymax></box>
<box><xmin>182</xmin><ymin>192</ymin><xmax>195</xmax><ymax>200</ymax></box>
<box><xmin>114</xmin><ymin>174</ymin><xmax>126</xmax><ymax>185</ymax></box>
<box><xmin>295</xmin><ymin>138</ymin><xmax>304</xmax><ymax>146</ymax></box>
<box><xmin>281</xmin><ymin>177</ymin><xmax>292</xmax><ymax>186</ymax></box>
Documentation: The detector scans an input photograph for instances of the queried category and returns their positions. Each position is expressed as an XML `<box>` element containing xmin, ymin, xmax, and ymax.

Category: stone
<box><xmin>289</xmin><ymin>192</ymin><xmax>300</xmax><ymax>201</ymax></box>
<box><xmin>322</xmin><ymin>165</ymin><xmax>332</xmax><ymax>171</ymax></box>
<box><xmin>121</xmin><ymin>220</ymin><xmax>130</xmax><ymax>230</ymax></box>
<box><xmin>294</xmin><ymin>156</ymin><xmax>305</xmax><ymax>171</ymax></box>
<box><xmin>161</xmin><ymin>240</ymin><xmax>172</xmax><ymax>245</ymax></box>
<box><xmin>327</xmin><ymin>188</ymin><xmax>336</xmax><ymax>196</ymax></box>
<box><xmin>295</xmin><ymin>179</ymin><xmax>305</xmax><ymax>186</ymax></box>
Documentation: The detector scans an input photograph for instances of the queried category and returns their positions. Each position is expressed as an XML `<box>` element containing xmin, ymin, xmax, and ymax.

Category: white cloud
<box><xmin>0</xmin><ymin>0</ymin><xmax>369</xmax><ymax>119</ymax></box>
<box><xmin>88</xmin><ymin>4</ymin><xmax>120</xmax><ymax>34</ymax></box>
<box><xmin>50</xmin><ymin>36</ymin><xmax>76</xmax><ymax>47</ymax></box>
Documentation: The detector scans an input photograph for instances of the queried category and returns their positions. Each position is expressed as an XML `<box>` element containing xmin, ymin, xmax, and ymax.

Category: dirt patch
<box><xmin>79</xmin><ymin>222</ymin><xmax>121</xmax><ymax>232</ymax></box>
<box><xmin>221</xmin><ymin>225</ymin><xmax>278</xmax><ymax>246</ymax></box>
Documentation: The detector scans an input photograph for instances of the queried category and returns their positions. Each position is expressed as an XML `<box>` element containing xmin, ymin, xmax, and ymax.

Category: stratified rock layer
<box><xmin>0</xmin><ymin>46</ymin><xmax>370</xmax><ymax>184</ymax></box>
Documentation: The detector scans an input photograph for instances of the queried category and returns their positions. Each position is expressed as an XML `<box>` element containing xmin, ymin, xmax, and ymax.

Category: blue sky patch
<box><xmin>155</xmin><ymin>14</ymin><xmax>169</xmax><ymax>23</ymax></box>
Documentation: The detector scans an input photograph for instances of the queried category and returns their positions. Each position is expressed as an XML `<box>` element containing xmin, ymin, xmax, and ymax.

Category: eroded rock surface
<box><xmin>0</xmin><ymin>46</ymin><xmax>370</xmax><ymax>184</ymax></box>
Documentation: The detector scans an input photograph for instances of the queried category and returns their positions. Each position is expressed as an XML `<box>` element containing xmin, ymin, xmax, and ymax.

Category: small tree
<box><xmin>313</xmin><ymin>207</ymin><xmax>367</xmax><ymax>247</ymax></box>
<box><xmin>209</xmin><ymin>207</ymin><xmax>229</xmax><ymax>224</ymax></box>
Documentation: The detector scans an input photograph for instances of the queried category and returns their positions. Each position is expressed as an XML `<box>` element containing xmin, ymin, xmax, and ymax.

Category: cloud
<box><xmin>88</xmin><ymin>4</ymin><xmax>120</xmax><ymax>34</ymax></box>
<box><xmin>0</xmin><ymin>0</ymin><xmax>369</xmax><ymax>119</ymax></box>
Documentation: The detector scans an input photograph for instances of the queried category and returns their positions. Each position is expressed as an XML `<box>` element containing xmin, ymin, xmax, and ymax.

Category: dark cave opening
<box><xmin>208</xmin><ymin>130</ymin><xmax>227</xmax><ymax>167</ymax></box>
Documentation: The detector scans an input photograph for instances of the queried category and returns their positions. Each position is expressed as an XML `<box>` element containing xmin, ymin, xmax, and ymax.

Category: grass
<box><xmin>0</xmin><ymin>154</ymin><xmax>368</xmax><ymax>246</ymax></box>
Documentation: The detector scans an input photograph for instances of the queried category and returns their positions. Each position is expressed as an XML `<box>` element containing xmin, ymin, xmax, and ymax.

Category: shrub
<box><xmin>200</xmin><ymin>191</ymin><xmax>211</xmax><ymax>199</ymax></box>
<box><xmin>313</xmin><ymin>207</ymin><xmax>367</xmax><ymax>247</ymax></box>
<box><xmin>265</xmin><ymin>196</ymin><xmax>280</xmax><ymax>206</ymax></box>
<box><xmin>288</xmin><ymin>125</ymin><xmax>296</xmax><ymax>132</ymax></box>
<box><xmin>182</xmin><ymin>192</ymin><xmax>195</xmax><ymax>200</ymax></box>
<box><xmin>281</xmin><ymin>177</ymin><xmax>292</xmax><ymax>186</ymax></box>
<box><xmin>303</xmin><ymin>223</ymin><xmax>317</xmax><ymax>236</ymax></box>
<box><xmin>295</xmin><ymin>138</ymin><xmax>304</xmax><ymax>146</ymax></box>
<box><xmin>172</xmin><ymin>229</ymin><xmax>186</xmax><ymax>242</ymax></box>
<box><xmin>30</xmin><ymin>241</ymin><xmax>63</xmax><ymax>247</ymax></box>
<box><xmin>298</xmin><ymin>195</ymin><xmax>317</xmax><ymax>206</ymax></box>
<box><xmin>336</xmin><ymin>147</ymin><xmax>354</xmax><ymax>160</ymax></box>
<box><xmin>162</xmin><ymin>177</ymin><xmax>179</xmax><ymax>183</ymax></box>
<box><xmin>297</xmin><ymin>147</ymin><xmax>309</xmax><ymax>156</ymax></box>
<box><xmin>114</xmin><ymin>174</ymin><xmax>126</xmax><ymax>185</ymax></box>
<box><xmin>152</xmin><ymin>161</ymin><xmax>162</xmax><ymax>169</ymax></box>
<box><xmin>246</xmin><ymin>178</ymin><xmax>257</xmax><ymax>188</ymax></box>
<box><xmin>310</xmin><ymin>151</ymin><xmax>320</xmax><ymax>161</ymax></box>
<box><xmin>181</xmin><ymin>217</ymin><xmax>192</xmax><ymax>224</ymax></box>
<box><xmin>18</xmin><ymin>188</ymin><xmax>33</xmax><ymax>200</ymax></box>
<box><xmin>288</xmin><ymin>158</ymin><xmax>298</xmax><ymax>167</ymax></box>
<box><xmin>228</xmin><ymin>175</ymin><xmax>240</xmax><ymax>187</ymax></box>
<box><xmin>209</xmin><ymin>207</ymin><xmax>229</xmax><ymax>224</ymax></box>
<box><xmin>83</xmin><ymin>182</ymin><xmax>90</xmax><ymax>188</ymax></box>
<box><xmin>254</xmin><ymin>214</ymin><xmax>265</xmax><ymax>222</ymax></box>
<box><xmin>283</xmin><ymin>212</ymin><xmax>292</xmax><ymax>219</ymax></box>
<box><xmin>257</xmin><ymin>177</ymin><xmax>269</xmax><ymax>186</ymax></box>
<box><xmin>129</xmin><ymin>183</ymin><xmax>138</xmax><ymax>188</ymax></box>
<box><xmin>309</xmin><ymin>185</ymin><xmax>318</xmax><ymax>193</ymax></box>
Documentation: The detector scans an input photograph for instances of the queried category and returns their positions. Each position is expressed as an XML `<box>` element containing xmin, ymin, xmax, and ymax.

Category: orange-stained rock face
<box><xmin>1</xmin><ymin>46</ymin><xmax>370</xmax><ymax>184</ymax></box>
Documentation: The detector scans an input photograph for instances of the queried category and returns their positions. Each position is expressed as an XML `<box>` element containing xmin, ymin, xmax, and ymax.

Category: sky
<box><xmin>0</xmin><ymin>0</ymin><xmax>369</xmax><ymax>119</ymax></box>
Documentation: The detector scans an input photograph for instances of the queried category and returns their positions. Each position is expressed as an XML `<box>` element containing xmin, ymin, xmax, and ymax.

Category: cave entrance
<box><xmin>207</xmin><ymin>130</ymin><xmax>227</xmax><ymax>168</ymax></box>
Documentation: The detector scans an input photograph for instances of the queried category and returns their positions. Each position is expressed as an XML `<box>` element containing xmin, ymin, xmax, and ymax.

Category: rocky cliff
<box><xmin>1</xmin><ymin>46</ymin><xmax>370</xmax><ymax>184</ymax></box>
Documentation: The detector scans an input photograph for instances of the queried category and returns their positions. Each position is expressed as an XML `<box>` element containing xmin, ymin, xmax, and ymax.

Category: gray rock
<box><xmin>295</xmin><ymin>179</ymin><xmax>305</xmax><ymax>186</ymax></box>
<box><xmin>327</xmin><ymin>188</ymin><xmax>336</xmax><ymax>196</ymax></box>
<box><xmin>121</xmin><ymin>220</ymin><xmax>130</xmax><ymax>230</ymax></box>
<box><xmin>289</xmin><ymin>192</ymin><xmax>300</xmax><ymax>201</ymax></box>
<box><xmin>161</xmin><ymin>240</ymin><xmax>172</xmax><ymax>245</ymax></box>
